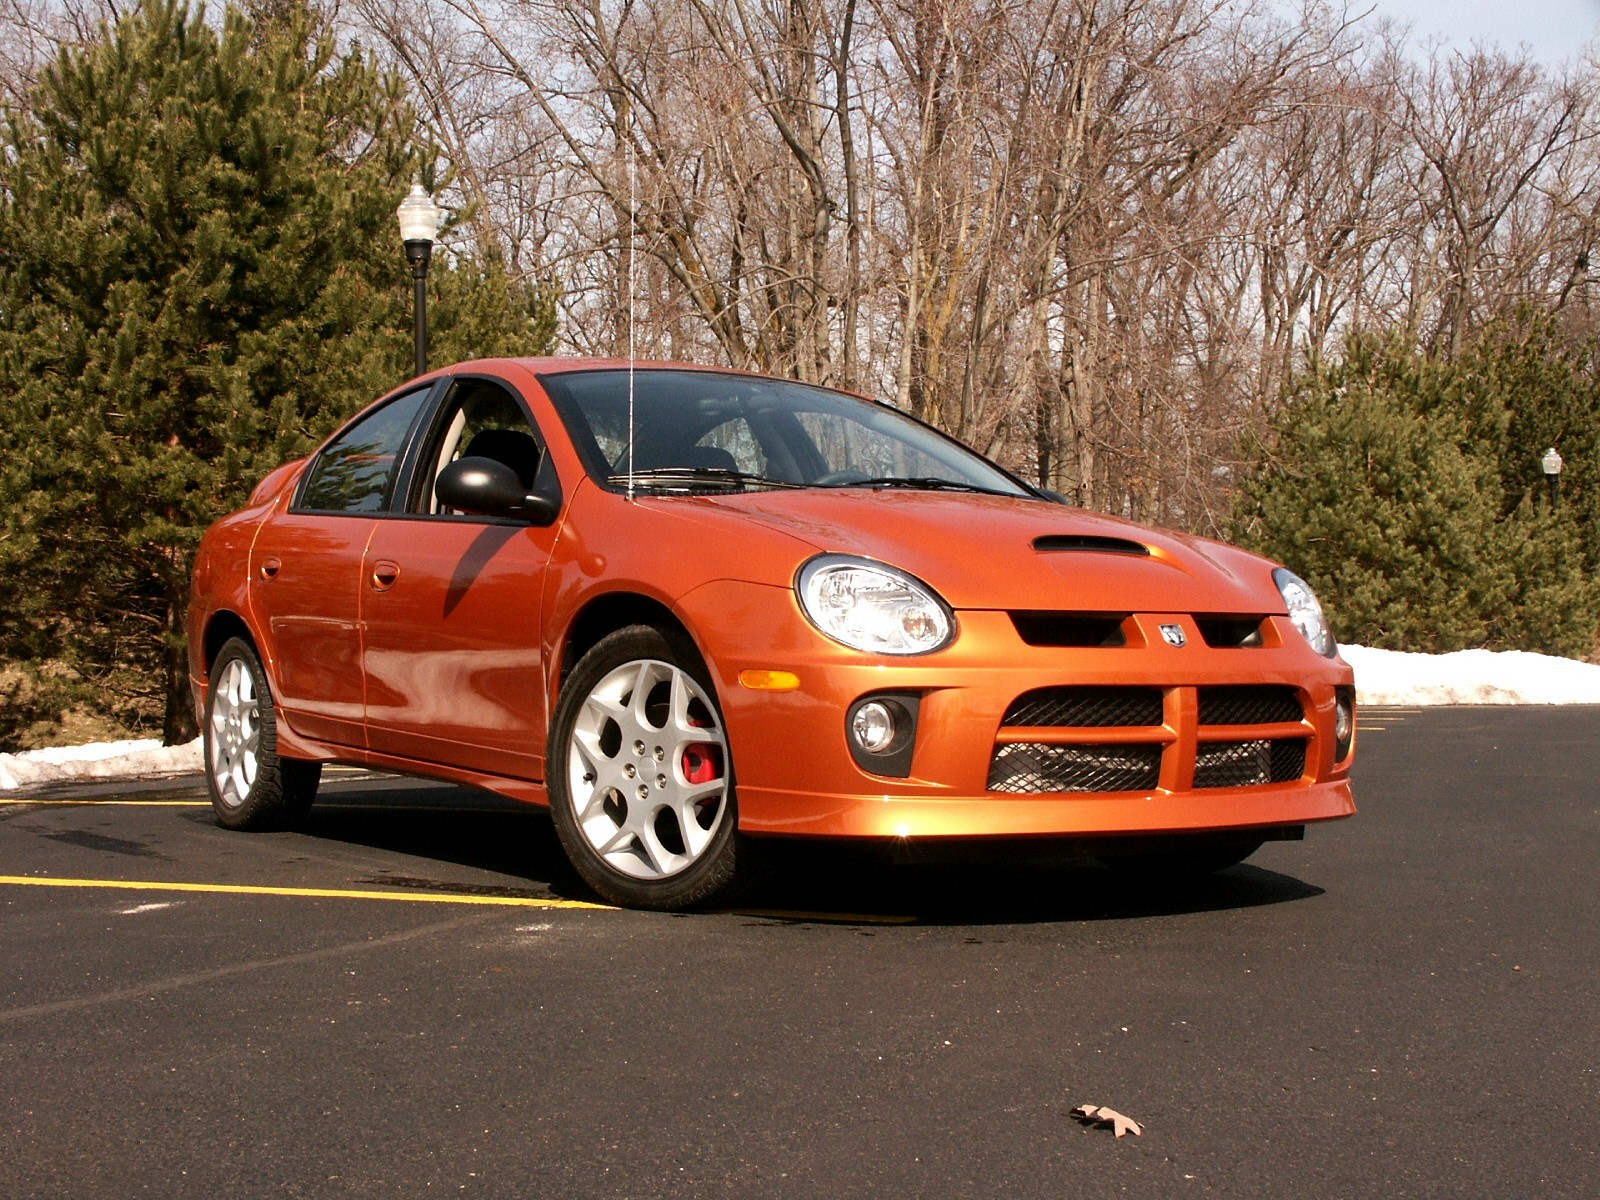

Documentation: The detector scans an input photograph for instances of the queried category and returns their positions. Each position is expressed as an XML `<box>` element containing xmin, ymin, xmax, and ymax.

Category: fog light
<box><xmin>851</xmin><ymin>701</ymin><xmax>896</xmax><ymax>753</ymax></box>
<box><xmin>1334</xmin><ymin>686</ymin><xmax>1355</xmax><ymax>761</ymax></box>
<box><xmin>844</xmin><ymin>692</ymin><xmax>922</xmax><ymax>778</ymax></box>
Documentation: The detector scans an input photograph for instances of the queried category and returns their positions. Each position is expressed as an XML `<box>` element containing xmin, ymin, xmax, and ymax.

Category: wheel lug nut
<box><xmin>633</xmin><ymin>740</ymin><xmax>646</xmax><ymax>756</ymax></box>
<box><xmin>656</xmin><ymin>774</ymin><xmax>667</xmax><ymax>788</ymax></box>
<box><xmin>653</xmin><ymin>746</ymin><xmax>664</xmax><ymax>761</ymax></box>
<box><xmin>636</xmin><ymin>785</ymin><xmax>649</xmax><ymax>800</ymax></box>
<box><xmin>623</xmin><ymin>764</ymin><xmax>636</xmax><ymax>779</ymax></box>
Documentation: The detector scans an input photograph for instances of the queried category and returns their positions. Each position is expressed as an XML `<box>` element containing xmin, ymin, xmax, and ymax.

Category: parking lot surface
<box><xmin>2</xmin><ymin>707</ymin><xmax>1597</xmax><ymax>1198</ymax></box>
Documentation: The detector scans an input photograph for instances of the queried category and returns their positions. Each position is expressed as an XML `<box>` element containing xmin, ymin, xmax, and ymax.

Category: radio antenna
<box><xmin>626</xmin><ymin>123</ymin><xmax>637</xmax><ymax>504</ymax></box>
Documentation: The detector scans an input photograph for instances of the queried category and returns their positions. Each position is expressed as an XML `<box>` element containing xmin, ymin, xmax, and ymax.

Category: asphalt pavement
<box><xmin>1</xmin><ymin>707</ymin><xmax>1596</xmax><ymax>1198</ymax></box>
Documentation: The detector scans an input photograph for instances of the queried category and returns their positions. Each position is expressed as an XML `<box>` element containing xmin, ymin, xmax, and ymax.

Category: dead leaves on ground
<box><xmin>1071</xmin><ymin>1103</ymin><xmax>1143</xmax><ymax>1138</ymax></box>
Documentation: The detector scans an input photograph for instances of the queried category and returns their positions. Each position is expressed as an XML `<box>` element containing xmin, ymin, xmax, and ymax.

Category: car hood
<box><xmin>690</xmin><ymin>489</ymin><xmax>1286</xmax><ymax>613</ymax></box>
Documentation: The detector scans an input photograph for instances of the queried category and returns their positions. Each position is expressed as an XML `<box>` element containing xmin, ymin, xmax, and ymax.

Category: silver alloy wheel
<box><xmin>209</xmin><ymin>656</ymin><xmax>261</xmax><ymax>809</ymax></box>
<box><xmin>566</xmin><ymin>657</ymin><xmax>730</xmax><ymax>880</ymax></box>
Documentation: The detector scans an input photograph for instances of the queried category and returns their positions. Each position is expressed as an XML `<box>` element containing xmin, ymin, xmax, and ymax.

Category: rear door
<box><xmin>249</xmin><ymin>386</ymin><xmax>434</xmax><ymax>747</ymax></box>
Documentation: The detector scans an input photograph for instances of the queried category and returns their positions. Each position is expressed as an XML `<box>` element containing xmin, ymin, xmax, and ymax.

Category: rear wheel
<box><xmin>205</xmin><ymin>637</ymin><xmax>321</xmax><ymax>831</ymax></box>
<box><xmin>548</xmin><ymin>625</ymin><xmax>750</xmax><ymax>909</ymax></box>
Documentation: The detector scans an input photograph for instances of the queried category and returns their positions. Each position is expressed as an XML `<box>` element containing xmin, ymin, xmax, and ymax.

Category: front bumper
<box><xmin>676</xmin><ymin>581</ymin><xmax>1356</xmax><ymax>840</ymax></box>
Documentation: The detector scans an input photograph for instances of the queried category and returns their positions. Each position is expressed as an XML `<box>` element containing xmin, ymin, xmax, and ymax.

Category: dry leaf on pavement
<box><xmin>1071</xmin><ymin>1104</ymin><xmax>1143</xmax><ymax>1138</ymax></box>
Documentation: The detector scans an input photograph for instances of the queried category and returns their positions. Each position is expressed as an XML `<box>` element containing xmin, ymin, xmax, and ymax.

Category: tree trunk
<box><xmin>164</xmin><ymin>598</ymin><xmax>198</xmax><ymax>746</ymax></box>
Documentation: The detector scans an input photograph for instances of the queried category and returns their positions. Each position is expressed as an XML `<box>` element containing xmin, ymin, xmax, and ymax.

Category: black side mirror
<box><xmin>435</xmin><ymin>457</ymin><xmax>560</xmax><ymax>524</ymax></box>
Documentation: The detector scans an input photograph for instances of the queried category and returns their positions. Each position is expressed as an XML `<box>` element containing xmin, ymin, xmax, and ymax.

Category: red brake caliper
<box><xmin>682</xmin><ymin>713</ymin><xmax>723</xmax><ymax>786</ymax></box>
<box><xmin>681</xmin><ymin>742</ymin><xmax>723</xmax><ymax>785</ymax></box>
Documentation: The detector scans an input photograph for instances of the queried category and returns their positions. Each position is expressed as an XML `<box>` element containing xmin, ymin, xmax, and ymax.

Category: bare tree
<box><xmin>13</xmin><ymin>0</ymin><xmax>1600</xmax><ymax>534</ymax></box>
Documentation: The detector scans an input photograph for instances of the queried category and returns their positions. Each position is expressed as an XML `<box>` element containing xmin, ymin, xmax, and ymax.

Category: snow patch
<box><xmin>1344</xmin><ymin>644</ymin><xmax>1600</xmax><ymax>706</ymax></box>
<box><xmin>0</xmin><ymin>737</ymin><xmax>202</xmax><ymax>792</ymax></box>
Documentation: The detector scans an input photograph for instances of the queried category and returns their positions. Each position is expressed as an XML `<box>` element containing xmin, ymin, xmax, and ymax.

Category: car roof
<box><xmin>443</xmin><ymin>357</ymin><xmax>875</xmax><ymax>403</ymax></box>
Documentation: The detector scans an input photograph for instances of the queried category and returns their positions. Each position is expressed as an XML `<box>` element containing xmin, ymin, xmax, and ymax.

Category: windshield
<box><xmin>539</xmin><ymin>368</ymin><xmax>1033</xmax><ymax>498</ymax></box>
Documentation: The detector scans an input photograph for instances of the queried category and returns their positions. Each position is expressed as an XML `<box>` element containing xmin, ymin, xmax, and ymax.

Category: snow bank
<box><xmin>1344</xmin><ymin>644</ymin><xmax>1600</xmax><ymax>706</ymax></box>
<box><xmin>0</xmin><ymin>737</ymin><xmax>202</xmax><ymax>792</ymax></box>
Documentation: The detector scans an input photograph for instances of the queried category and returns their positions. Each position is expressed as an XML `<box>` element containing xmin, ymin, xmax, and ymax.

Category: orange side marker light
<box><xmin>738</xmin><ymin>669</ymin><xmax>801</xmax><ymax>691</ymax></box>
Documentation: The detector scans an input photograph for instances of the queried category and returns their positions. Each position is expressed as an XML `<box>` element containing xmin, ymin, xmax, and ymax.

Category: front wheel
<box><xmin>548</xmin><ymin>625</ymin><xmax>751</xmax><ymax>909</ymax></box>
<box><xmin>205</xmin><ymin>637</ymin><xmax>321</xmax><ymax>831</ymax></box>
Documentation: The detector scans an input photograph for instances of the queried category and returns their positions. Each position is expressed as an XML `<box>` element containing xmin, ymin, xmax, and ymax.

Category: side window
<box><xmin>413</xmin><ymin>380</ymin><xmax>550</xmax><ymax>515</ymax></box>
<box><xmin>298</xmin><ymin>387</ymin><xmax>432</xmax><ymax>513</ymax></box>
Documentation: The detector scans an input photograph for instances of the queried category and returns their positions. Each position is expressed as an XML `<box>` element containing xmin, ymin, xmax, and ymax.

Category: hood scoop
<box><xmin>1032</xmin><ymin>534</ymin><xmax>1150</xmax><ymax>556</ymax></box>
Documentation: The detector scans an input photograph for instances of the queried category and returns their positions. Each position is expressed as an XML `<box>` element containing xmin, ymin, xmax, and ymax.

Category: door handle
<box><xmin>258</xmin><ymin>556</ymin><xmax>281</xmax><ymax>580</ymax></box>
<box><xmin>370</xmin><ymin>560</ymin><xmax>401</xmax><ymax>591</ymax></box>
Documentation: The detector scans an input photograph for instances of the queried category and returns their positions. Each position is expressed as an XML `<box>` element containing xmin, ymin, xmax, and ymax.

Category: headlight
<box><xmin>1274</xmin><ymin>568</ymin><xmax>1336</xmax><ymax>657</ymax></box>
<box><xmin>796</xmin><ymin>554</ymin><xmax>955</xmax><ymax>655</ymax></box>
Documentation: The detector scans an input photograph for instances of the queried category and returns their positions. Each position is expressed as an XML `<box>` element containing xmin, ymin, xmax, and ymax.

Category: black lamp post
<box><xmin>1541</xmin><ymin>446</ymin><xmax>1563</xmax><ymax>511</ymax></box>
<box><xmin>396</xmin><ymin>183</ymin><xmax>443</xmax><ymax>378</ymax></box>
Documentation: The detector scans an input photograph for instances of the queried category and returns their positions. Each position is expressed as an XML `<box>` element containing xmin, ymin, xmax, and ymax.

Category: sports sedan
<box><xmin>189</xmin><ymin>359</ymin><xmax>1356</xmax><ymax>908</ymax></box>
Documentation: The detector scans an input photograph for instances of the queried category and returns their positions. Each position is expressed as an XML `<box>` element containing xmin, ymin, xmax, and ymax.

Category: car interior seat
<box><xmin>463</xmin><ymin>428</ymin><xmax>542</xmax><ymax>490</ymax></box>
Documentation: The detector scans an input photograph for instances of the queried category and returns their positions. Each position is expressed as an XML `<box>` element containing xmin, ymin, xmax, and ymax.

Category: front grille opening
<box><xmin>1195</xmin><ymin>615</ymin><xmax>1265</xmax><ymax>648</ymax></box>
<box><xmin>1010</xmin><ymin>612</ymin><xmax>1128</xmax><ymax>648</ymax></box>
<box><xmin>1001</xmin><ymin>686</ymin><xmax>1164</xmax><ymax>728</ymax></box>
<box><xmin>988</xmin><ymin>742</ymin><xmax>1163</xmax><ymax>793</ymax></box>
<box><xmin>1194</xmin><ymin>738</ymin><xmax>1307</xmax><ymax>788</ymax></box>
<box><xmin>1197</xmin><ymin>685</ymin><xmax>1302</xmax><ymax>726</ymax></box>
<box><xmin>1031</xmin><ymin>534</ymin><xmax>1150</xmax><ymax>556</ymax></box>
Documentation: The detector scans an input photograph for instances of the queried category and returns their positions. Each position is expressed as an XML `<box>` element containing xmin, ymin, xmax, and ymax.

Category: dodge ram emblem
<box><xmin>1159</xmin><ymin>623</ymin><xmax>1187</xmax><ymax>647</ymax></box>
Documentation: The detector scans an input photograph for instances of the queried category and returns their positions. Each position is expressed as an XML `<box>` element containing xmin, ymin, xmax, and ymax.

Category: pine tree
<box><xmin>1234</xmin><ymin>329</ymin><xmax>1599</xmax><ymax>656</ymax></box>
<box><xmin>0</xmin><ymin>1</ymin><xmax>555</xmax><ymax>748</ymax></box>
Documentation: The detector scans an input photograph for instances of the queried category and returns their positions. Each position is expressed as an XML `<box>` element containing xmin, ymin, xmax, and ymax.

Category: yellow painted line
<box><xmin>0</xmin><ymin>798</ymin><xmax>526</xmax><ymax>815</ymax></box>
<box><xmin>0</xmin><ymin>874</ymin><xmax>611</xmax><ymax>911</ymax></box>
<box><xmin>0</xmin><ymin>798</ymin><xmax>211</xmax><ymax>807</ymax></box>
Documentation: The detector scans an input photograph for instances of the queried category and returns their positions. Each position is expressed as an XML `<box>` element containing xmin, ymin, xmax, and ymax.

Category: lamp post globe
<box><xmin>397</xmin><ymin>183</ymin><xmax>442</xmax><ymax>378</ymax></box>
<box><xmin>1541</xmin><ymin>446</ymin><xmax>1563</xmax><ymax>511</ymax></box>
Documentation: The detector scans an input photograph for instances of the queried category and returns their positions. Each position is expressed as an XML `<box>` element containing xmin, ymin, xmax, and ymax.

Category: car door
<box><xmin>359</xmin><ymin>375</ymin><xmax>563</xmax><ymax>780</ymax></box>
<box><xmin>249</xmin><ymin>385</ymin><xmax>436</xmax><ymax>747</ymax></box>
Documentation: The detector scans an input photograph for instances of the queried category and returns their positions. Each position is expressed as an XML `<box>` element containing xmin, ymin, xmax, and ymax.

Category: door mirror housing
<box><xmin>435</xmin><ymin>457</ymin><xmax>560</xmax><ymax>524</ymax></box>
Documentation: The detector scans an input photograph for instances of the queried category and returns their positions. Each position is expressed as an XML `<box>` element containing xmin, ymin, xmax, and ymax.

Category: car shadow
<box><xmin>299</xmin><ymin>781</ymin><xmax>1325</xmax><ymax>926</ymax></box>
<box><xmin>303</xmin><ymin>782</ymin><xmax>579</xmax><ymax>898</ymax></box>
<box><xmin>742</xmin><ymin>840</ymin><xmax>1323</xmax><ymax>926</ymax></box>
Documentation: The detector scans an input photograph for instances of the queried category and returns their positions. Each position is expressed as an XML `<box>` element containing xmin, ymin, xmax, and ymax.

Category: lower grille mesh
<box><xmin>988</xmin><ymin>743</ymin><xmax>1163</xmax><ymax>794</ymax></box>
<box><xmin>985</xmin><ymin>682</ymin><xmax>1315</xmax><ymax>795</ymax></box>
<box><xmin>1001</xmin><ymin>686</ymin><xmax>1163</xmax><ymax>728</ymax></box>
<box><xmin>1197</xmin><ymin>685</ymin><xmax>1302</xmax><ymax>726</ymax></box>
<box><xmin>1194</xmin><ymin>739</ymin><xmax>1307</xmax><ymax>788</ymax></box>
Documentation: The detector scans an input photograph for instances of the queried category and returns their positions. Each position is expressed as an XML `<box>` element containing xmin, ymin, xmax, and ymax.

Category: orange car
<box><xmin>189</xmin><ymin>359</ymin><xmax>1355</xmax><ymax>908</ymax></box>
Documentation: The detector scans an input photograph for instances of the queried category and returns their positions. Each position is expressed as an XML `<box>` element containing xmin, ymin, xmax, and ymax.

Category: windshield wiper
<box><xmin>609</xmin><ymin>467</ymin><xmax>803</xmax><ymax>492</ymax></box>
<box><xmin>825</xmin><ymin>475</ymin><xmax>1013</xmax><ymax>496</ymax></box>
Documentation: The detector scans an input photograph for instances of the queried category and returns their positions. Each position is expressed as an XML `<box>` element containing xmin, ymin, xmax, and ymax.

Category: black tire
<box><xmin>547</xmin><ymin>625</ymin><xmax>752</xmax><ymax>910</ymax></box>
<box><xmin>1094</xmin><ymin>834</ymin><xmax>1265</xmax><ymax>878</ymax></box>
<box><xmin>204</xmin><ymin>637</ymin><xmax>321</xmax><ymax>831</ymax></box>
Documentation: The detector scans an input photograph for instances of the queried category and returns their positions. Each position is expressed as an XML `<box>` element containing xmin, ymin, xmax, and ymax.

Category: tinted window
<box><xmin>298</xmin><ymin>388</ymin><xmax>431</xmax><ymax>513</ymax></box>
<box><xmin>796</xmin><ymin>410</ymin><xmax>966</xmax><ymax>481</ymax></box>
<box><xmin>697</xmin><ymin>417</ymin><xmax>768</xmax><ymax>475</ymax></box>
<box><xmin>541</xmin><ymin>369</ymin><xmax>1029</xmax><ymax>496</ymax></box>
